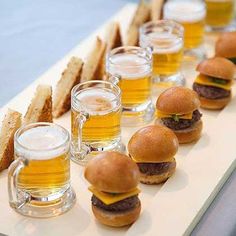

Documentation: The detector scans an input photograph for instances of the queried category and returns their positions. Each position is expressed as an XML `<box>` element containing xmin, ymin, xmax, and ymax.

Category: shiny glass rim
<box><xmin>71</xmin><ymin>80</ymin><xmax>121</xmax><ymax>106</ymax></box>
<box><xmin>107</xmin><ymin>46</ymin><xmax>152</xmax><ymax>69</ymax></box>
<box><xmin>140</xmin><ymin>19</ymin><xmax>184</xmax><ymax>38</ymax></box>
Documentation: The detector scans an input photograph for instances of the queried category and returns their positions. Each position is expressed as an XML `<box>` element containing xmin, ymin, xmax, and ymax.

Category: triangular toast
<box><xmin>24</xmin><ymin>84</ymin><xmax>53</xmax><ymax>124</ymax></box>
<box><xmin>53</xmin><ymin>57</ymin><xmax>83</xmax><ymax>118</ymax></box>
<box><xmin>0</xmin><ymin>109</ymin><xmax>22</xmax><ymax>171</ymax></box>
<box><xmin>151</xmin><ymin>0</ymin><xmax>165</xmax><ymax>21</ymax></box>
<box><xmin>81</xmin><ymin>37</ymin><xmax>106</xmax><ymax>81</ymax></box>
<box><xmin>126</xmin><ymin>0</ymin><xmax>150</xmax><ymax>46</ymax></box>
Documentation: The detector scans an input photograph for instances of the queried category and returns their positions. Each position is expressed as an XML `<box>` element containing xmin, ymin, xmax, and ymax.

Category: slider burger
<box><xmin>156</xmin><ymin>87</ymin><xmax>203</xmax><ymax>144</ymax></box>
<box><xmin>84</xmin><ymin>151</ymin><xmax>141</xmax><ymax>227</ymax></box>
<box><xmin>193</xmin><ymin>57</ymin><xmax>234</xmax><ymax>110</ymax></box>
<box><xmin>128</xmin><ymin>125</ymin><xmax>178</xmax><ymax>184</ymax></box>
<box><xmin>215</xmin><ymin>32</ymin><xmax>236</xmax><ymax>64</ymax></box>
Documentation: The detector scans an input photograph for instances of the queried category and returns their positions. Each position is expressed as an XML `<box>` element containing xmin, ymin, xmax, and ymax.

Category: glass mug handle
<box><xmin>8</xmin><ymin>157</ymin><xmax>31</xmax><ymax>209</ymax></box>
<box><xmin>75</xmin><ymin>111</ymin><xmax>90</xmax><ymax>154</ymax></box>
<box><xmin>109</xmin><ymin>74</ymin><xmax>121</xmax><ymax>85</ymax></box>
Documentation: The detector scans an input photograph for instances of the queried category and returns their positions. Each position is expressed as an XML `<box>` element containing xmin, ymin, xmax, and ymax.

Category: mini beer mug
<box><xmin>71</xmin><ymin>80</ymin><xmax>123</xmax><ymax>165</ymax></box>
<box><xmin>139</xmin><ymin>20</ymin><xmax>184</xmax><ymax>93</ymax></box>
<box><xmin>106</xmin><ymin>46</ymin><xmax>154</xmax><ymax>126</ymax></box>
<box><xmin>205</xmin><ymin>0</ymin><xmax>235</xmax><ymax>32</ymax></box>
<box><xmin>163</xmin><ymin>0</ymin><xmax>206</xmax><ymax>59</ymax></box>
<box><xmin>8</xmin><ymin>122</ymin><xmax>76</xmax><ymax>218</ymax></box>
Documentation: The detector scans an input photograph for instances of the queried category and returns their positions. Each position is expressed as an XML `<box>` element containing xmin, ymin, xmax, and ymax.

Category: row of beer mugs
<box><xmin>8</xmin><ymin>0</ymin><xmax>236</xmax><ymax>218</ymax></box>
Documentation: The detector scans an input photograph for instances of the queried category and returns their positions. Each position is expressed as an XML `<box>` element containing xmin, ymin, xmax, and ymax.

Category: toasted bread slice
<box><xmin>24</xmin><ymin>84</ymin><xmax>52</xmax><ymax>124</ymax></box>
<box><xmin>105</xmin><ymin>22</ymin><xmax>123</xmax><ymax>51</ymax></box>
<box><xmin>0</xmin><ymin>109</ymin><xmax>22</xmax><ymax>171</ymax></box>
<box><xmin>151</xmin><ymin>0</ymin><xmax>165</xmax><ymax>21</ymax></box>
<box><xmin>53</xmin><ymin>57</ymin><xmax>83</xmax><ymax>118</ymax></box>
<box><xmin>81</xmin><ymin>37</ymin><xmax>106</xmax><ymax>82</ymax></box>
<box><xmin>126</xmin><ymin>0</ymin><xmax>150</xmax><ymax>46</ymax></box>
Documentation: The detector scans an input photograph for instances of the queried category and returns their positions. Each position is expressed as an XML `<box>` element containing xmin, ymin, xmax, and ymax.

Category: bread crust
<box><xmin>199</xmin><ymin>95</ymin><xmax>231</xmax><ymax>110</ymax></box>
<box><xmin>126</xmin><ymin>0</ymin><xmax>150</xmax><ymax>46</ymax></box>
<box><xmin>151</xmin><ymin>0</ymin><xmax>165</xmax><ymax>21</ymax></box>
<box><xmin>81</xmin><ymin>37</ymin><xmax>106</xmax><ymax>82</ymax></box>
<box><xmin>53</xmin><ymin>57</ymin><xmax>83</xmax><ymax>118</ymax></box>
<box><xmin>0</xmin><ymin>109</ymin><xmax>22</xmax><ymax>171</ymax></box>
<box><xmin>128</xmin><ymin>125</ymin><xmax>178</xmax><ymax>163</ymax></box>
<box><xmin>105</xmin><ymin>22</ymin><xmax>123</xmax><ymax>51</ymax></box>
<box><xmin>84</xmin><ymin>152</ymin><xmax>140</xmax><ymax>193</ymax></box>
<box><xmin>92</xmin><ymin>200</ymin><xmax>141</xmax><ymax>227</ymax></box>
<box><xmin>196</xmin><ymin>57</ymin><xmax>235</xmax><ymax>80</ymax></box>
<box><xmin>156</xmin><ymin>87</ymin><xmax>200</xmax><ymax>114</ymax></box>
<box><xmin>24</xmin><ymin>84</ymin><xmax>53</xmax><ymax>124</ymax></box>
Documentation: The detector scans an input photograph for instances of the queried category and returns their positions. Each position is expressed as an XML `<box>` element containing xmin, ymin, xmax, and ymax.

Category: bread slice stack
<box><xmin>0</xmin><ymin>109</ymin><xmax>22</xmax><ymax>171</ymax></box>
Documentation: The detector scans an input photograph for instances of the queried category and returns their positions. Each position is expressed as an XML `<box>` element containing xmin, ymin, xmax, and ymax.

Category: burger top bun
<box><xmin>156</xmin><ymin>86</ymin><xmax>200</xmax><ymax>114</ymax></box>
<box><xmin>196</xmin><ymin>57</ymin><xmax>235</xmax><ymax>80</ymax></box>
<box><xmin>84</xmin><ymin>151</ymin><xmax>140</xmax><ymax>193</ymax></box>
<box><xmin>215</xmin><ymin>32</ymin><xmax>236</xmax><ymax>58</ymax></box>
<box><xmin>128</xmin><ymin>125</ymin><xmax>179</xmax><ymax>163</ymax></box>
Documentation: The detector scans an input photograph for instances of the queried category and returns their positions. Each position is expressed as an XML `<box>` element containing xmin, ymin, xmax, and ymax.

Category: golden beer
<box><xmin>164</xmin><ymin>1</ymin><xmax>206</xmax><ymax>49</ymax></box>
<box><xmin>206</xmin><ymin>0</ymin><xmax>234</xmax><ymax>27</ymax></box>
<box><xmin>106</xmin><ymin>52</ymin><xmax>152</xmax><ymax>107</ymax></box>
<box><xmin>71</xmin><ymin>88</ymin><xmax>121</xmax><ymax>143</ymax></box>
<box><xmin>153</xmin><ymin>49</ymin><xmax>183</xmax><ymax>75</ymax></box>
<box><xmin>15</xmin><ymin>125</ymin><xmax>70</xmax><ymax>197</ymax></box>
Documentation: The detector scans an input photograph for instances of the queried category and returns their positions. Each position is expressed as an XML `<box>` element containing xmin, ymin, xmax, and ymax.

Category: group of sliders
<box><xmin>84</xmin><ymin>124</ymin><xmax>178</xmax><ymax>227</ymax></box>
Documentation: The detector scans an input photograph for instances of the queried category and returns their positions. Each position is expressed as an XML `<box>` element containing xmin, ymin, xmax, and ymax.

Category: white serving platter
<box><xmin>0</xmin><ymin>3</ymin><xmax>235</xmax><ymax>236</ymax></box>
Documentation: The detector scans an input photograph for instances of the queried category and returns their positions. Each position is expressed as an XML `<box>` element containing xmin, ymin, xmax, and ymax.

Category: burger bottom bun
<box><xmin>199</xmin><ymin>95</ymin><xmax>231</xmax><ymax>110</ymax></box>
<box><xmin>92</xmin><ymin>200</ymin><xmax>141</xmax><ymax>227</ymax></box>
<box><xmin>173</xmin><ymin>120</ymin><xmax>203</xmax><ymax>144</ymax></box>
<box><xmin>139</xmin><ymin>160</ymin><xmax>176</xmax><ymax>185</ymax></box>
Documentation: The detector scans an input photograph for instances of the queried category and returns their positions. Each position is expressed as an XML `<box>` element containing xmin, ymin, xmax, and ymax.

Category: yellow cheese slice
<box><xmin>194</xmin><ymin>74</ymin><xmax>233</xmax><ymax>91</ymax></box>
<box><xmin>88</xmin><ymin>186</ymin><xmax>140</xmax><ymax>205</ymax></box>
<box><xmin>156</xmin><ymin>110</ymin><xmax>193</xmax><ymax>119</ymax></box>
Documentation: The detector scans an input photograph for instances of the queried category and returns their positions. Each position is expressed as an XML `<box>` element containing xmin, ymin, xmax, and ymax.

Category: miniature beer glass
<box><xmin>106</xmin><ymin>46</ymin><xmax>154</xmax><ymax>125</ymax></box>
<box><xmin>8</xmin><ymin>122</ymin><xmax>76</xmax><ymax>218</ymax></box>
<box><xmin>71</xmin><ymin>80</ymin><xmax>122</xmax><ymax>165</ymax></box>
<box><xmin>140</xmin><ymin>20</ymin><xmax>184</xmax><ymax>92</ymax></box>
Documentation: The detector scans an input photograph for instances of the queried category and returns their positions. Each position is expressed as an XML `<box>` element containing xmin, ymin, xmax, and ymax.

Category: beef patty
<box><xmin>193</xmin><ymin>83</ymin><xmax>230</xmax><ymax>99</ymax></box>
<box><xmin>137</xmin><ymin>161</ymin><xmax>176</xmax><ymax>176</ymax></box>
<box><xmin>91</xmin><ymin>195</ymin><xmax>139</xmax><ymax>212</ymax></box>
<box><xmin>161</xmin><ymin>110</ymin><xmax>202</xmax><ymax>130</ymax></box>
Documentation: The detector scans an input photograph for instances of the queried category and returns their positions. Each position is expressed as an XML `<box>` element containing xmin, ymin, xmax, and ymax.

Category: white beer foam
<box><xmin>75</xmin><ymin>88</ymin><xmax>118</xmax><ymax>115</ymax></box>
<box><xmin>142</xmin><ymin>32</ymin><xmax>183</xmax><ymax>54</ymax></box>
<box><xmin>17</xmin><ymin>126</ymin><xmax>68</xmax><ymax>160</ymax></box>
<box><xmin>164</xmin><ymin>1</ymin><xmax>206</xmax><ymax>23</ymax></box>
<box><xmin>108</xmin><ymin>54</ymin><xmax>151</xmax><ymax>79</ymax></box>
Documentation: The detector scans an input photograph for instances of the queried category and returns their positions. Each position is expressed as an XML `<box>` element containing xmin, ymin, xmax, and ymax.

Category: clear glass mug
<box><xmin>163</xmin><ymin>0</ymin><xmax>206</xmax><ymax>59</ymax></box>
<box><xmin>8</xmin><ymin>122</ymin><xmax>76</xmax><ymax>218</ymax></box>
<box><xmin>71</xmin><ymin>80</ymin><xmax>123</xmax><ymax>165</ymax></box>
<box><xmin>205</xmin><ymin>0</ymin><xmax>235</xmax><ymax>31</ymax></box>
<box><xmin>106</xmin><ymin>46</ymin><xmax>154</xmax><ymax>126</ymax></box>
<box><xmin>139</xmin><ymin>20</ymin><xmax>184</xmax><ymax>93</ymax></box>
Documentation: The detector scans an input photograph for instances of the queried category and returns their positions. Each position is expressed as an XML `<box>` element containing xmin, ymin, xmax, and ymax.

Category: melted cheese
<box><xmin>156</xmin><ymin>110</ymin><xmax>193</xmax><ymax>119</ymax></box>
<box><xmin>195</xmin><ymin>74</ymin><xmax>233</xmax><ymax>91</ymax></box>
<box><xmin>88</xmin><ymin>186</ymin><xmax>140</xmax><ymax>205</ymax></box>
